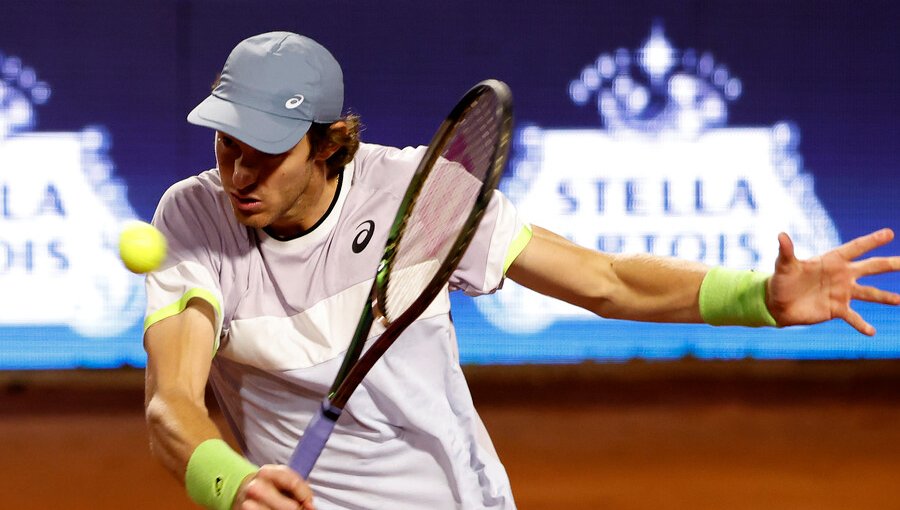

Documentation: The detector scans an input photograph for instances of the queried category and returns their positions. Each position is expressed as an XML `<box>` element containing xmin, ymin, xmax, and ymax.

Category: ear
<box><xmin>313</xmin><ymin>120</ymin><xmax>348</xmax><ymax>162</ymax></box>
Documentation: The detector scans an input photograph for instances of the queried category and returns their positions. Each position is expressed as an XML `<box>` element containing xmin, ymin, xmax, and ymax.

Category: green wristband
<box><xmin>185</xmin><ymin>439</ymin><xmax>258</xmax><ymax>510</ymax></box>
<box><xmin>698</xmin><ymin>267</ymin><xmax>777</xmax><ymax>327</ymax></box>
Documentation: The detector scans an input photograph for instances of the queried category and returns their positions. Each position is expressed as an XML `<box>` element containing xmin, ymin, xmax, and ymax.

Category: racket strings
<box><xmin>383</xmin><ymin>92</ymin><xmax>501</xmax><ymax>322</ymax></box>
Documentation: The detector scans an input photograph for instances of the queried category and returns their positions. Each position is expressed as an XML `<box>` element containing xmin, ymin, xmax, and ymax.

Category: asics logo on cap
<box><xmin>284</xmin><ymin>94</ymin><xmax>305</xmax><ymax>109</ymax></box>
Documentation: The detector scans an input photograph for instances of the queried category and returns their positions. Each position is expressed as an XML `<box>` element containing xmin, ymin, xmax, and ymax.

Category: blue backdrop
<box><xmin>1</xmin><ymin>1</ymin><xmax>898</xmax><ymax>368</ymax></box>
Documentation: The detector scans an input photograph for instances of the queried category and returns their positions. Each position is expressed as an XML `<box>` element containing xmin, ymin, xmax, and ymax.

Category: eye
<box><xmin>218</xmin><ymin>134</ymin><xmax>237</xmax><ymax>149</ymax></box>
<box><xmin>216</xmin><ymin>134</ymin><xmax>243</xmax><ymax>160</ymax></box>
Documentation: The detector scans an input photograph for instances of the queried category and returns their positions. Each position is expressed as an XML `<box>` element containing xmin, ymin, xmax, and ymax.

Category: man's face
<box><xmin>215</xmin><ymin>131</ymin><xmax>324</xmax><ymax>236</ymax></box>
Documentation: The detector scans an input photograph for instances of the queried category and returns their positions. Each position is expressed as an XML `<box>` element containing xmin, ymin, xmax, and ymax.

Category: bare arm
<box><xmin>506</xmin><ymin>225</ymin><xmax>900</xmax><ymax>333</ymax></box>
<box><xmin>144</xmin><ymin>299</ymin><xmax>221</xmax><ymax>481</ymax></box>
<box><xmin>506</xmin><ymin>225</ymin><xmax>708</xmax><ymax>323</ymax></box>
<box><xmin>144</xmin><ymin>299</ymin><xmax>315</xmax><ymax>509</ymax></box>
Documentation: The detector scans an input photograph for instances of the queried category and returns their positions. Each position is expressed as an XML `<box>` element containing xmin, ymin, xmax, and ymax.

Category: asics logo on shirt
<box><xmin>352</xmin><ymin>220</ymin><xmax>375</xmax><ymax>253</ymax></box>
<box><xmin>284</xmin><ymin>94</ymin><xmax>305</xmax><ymax>109</ymax></box>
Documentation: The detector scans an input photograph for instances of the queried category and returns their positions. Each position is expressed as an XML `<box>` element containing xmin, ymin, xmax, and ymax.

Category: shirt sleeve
<box><xmin>449</xmin><ymin>189</ymin><xmax>531</xmax><ymax>296</ymax></box>
<box><xmin>143</xmin><ymin>176</ymin><xmax>227</xmax><ymax>350</ymax></box>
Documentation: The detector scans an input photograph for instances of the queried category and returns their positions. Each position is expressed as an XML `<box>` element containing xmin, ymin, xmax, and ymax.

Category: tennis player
<box><xmin>142</xmin><ymin>31</ymin><xmax>900</xmax><ymax>510</ymax></box>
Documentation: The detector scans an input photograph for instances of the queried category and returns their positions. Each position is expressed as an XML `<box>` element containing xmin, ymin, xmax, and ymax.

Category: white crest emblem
<box><xmin>476</xmin><ymin>24</ymin><xmax>840</xmax><ymax>334</ymax></box>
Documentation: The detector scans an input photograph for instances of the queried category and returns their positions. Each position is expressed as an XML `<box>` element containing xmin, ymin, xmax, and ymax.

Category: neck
<box><xmin>265</xmin><ymin>168</ymin><xmax>342</xmax><ymax>241</ymax></box>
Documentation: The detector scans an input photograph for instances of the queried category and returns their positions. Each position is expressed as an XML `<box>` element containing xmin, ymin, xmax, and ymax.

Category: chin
<box><xmin>230</xmin><ymin>209</ymin><xmax>269</xmax><ymax>230</ymax></box>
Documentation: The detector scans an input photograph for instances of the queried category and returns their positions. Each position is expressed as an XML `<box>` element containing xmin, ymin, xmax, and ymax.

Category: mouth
<box><xmin>230</xmin><ymin>193</ymin><xmax>263</xmax><ymax>213</ymax></box>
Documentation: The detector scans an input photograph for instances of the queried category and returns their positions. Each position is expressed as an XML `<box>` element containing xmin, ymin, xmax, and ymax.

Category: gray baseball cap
<box><xmin>188</xmin><ymin>31</ymin><xmax>344</xmax><ymax>154</ymax></box>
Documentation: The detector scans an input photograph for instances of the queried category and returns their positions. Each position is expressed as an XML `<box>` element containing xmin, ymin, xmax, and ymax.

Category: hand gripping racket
<box><xmin>288</xmin><ymin>79</ymin><xmax>513</xmax><ymax>477</ymax></box>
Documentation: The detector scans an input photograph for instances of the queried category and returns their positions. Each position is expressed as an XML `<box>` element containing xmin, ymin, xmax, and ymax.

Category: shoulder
<box><xmin>155</xmin><ymin>169</ymin><xmax>227</xmax><ymax>220</ymax></box>
<box><xmin>158</xmin><ymin>169</ymin><xmax>222</xmax><ymax>207</ymax></box>
<box><xmin>349</xmin><ymin>142</ymin><xmax>427</xmax><ymax>190</ymax></box>
<box><xmin>153</xmin><ymin>169</ymin><xmax>241</xmax><ymax>242</ymax></box>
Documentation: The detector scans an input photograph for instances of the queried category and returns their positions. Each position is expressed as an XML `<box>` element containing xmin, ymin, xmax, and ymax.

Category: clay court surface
<box><xmin>2</xmin><ymin>360</ymin><xmax>900</xmax><ymax>509</ymax></box>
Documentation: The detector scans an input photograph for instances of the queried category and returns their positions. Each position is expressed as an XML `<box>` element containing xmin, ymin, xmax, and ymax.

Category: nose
<box><xmin>232</xmin><ymin>154</ymin><xmax>260</xmax><ymax>190</ymax></box>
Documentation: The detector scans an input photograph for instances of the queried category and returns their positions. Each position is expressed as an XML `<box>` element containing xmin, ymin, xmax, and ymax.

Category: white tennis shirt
<box><xmin>144</xmin><ymin>143</ymin><xmax>531</xmax><ymax>509</ymax></box>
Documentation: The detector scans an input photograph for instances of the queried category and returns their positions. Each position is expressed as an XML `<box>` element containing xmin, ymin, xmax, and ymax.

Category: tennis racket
<box><xmin>288</xmin><ymin>79</ymin><xmax>513</xmax><ymax>477</ymax></box>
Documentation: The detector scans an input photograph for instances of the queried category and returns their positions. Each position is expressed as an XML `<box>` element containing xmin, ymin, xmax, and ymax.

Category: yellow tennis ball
<box><xmin>118</xmin><ymin>221</ymin><xmax>167</xmax><ymax>274</ymax></box>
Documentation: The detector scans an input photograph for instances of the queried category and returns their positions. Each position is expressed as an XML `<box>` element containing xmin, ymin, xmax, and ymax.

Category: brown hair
<box><xmin>306</xmin><ymin>115</ymin><xmax>362</xmax><ymax>176</ymax></box>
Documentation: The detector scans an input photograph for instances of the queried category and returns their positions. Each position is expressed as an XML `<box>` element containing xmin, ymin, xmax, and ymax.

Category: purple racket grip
<box><xmin>289</xmin><ymin>399</ymin><xmax>343</xmax><ymax>478</ymax></box>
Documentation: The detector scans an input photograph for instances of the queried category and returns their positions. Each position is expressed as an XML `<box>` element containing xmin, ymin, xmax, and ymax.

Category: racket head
<box><xmin>327</xmin><ymin>81</ymin><xmax>512</xmax><ymax>403</ymax></box>
<box><xmin>327</xmin><ymin>80</ymin><xmax>512</xmax><ymax>408</ymax></box>
<box><xmin>372</xmin><ymin>79</ymin><xmax>512</xmax><ymax>330</ymax></box>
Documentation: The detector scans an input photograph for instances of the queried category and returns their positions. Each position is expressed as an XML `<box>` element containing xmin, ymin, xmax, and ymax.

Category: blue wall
<box><xmin>1</xmin><ymin>1</ymin><xmax>898</xmax><ymax>368</ymax></box>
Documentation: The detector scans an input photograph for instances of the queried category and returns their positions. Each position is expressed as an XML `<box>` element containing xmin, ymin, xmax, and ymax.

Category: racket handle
<box><xmin>288</xmin><ymin>399</ymin><xmax>343</xmax><ymax>478</ymax></box>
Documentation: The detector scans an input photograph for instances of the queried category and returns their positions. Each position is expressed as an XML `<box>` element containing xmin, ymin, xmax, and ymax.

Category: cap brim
<box><xmin>187</xmin><ymin>95</ymin><xmax>312</xmax><ymax>154</ymax></box>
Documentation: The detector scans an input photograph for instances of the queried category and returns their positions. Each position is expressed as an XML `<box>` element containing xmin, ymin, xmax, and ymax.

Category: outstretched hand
<box><xmin>766</xmin><ymin>228</ymin><xmax>900</xmax><ymax>336</ymax></box>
